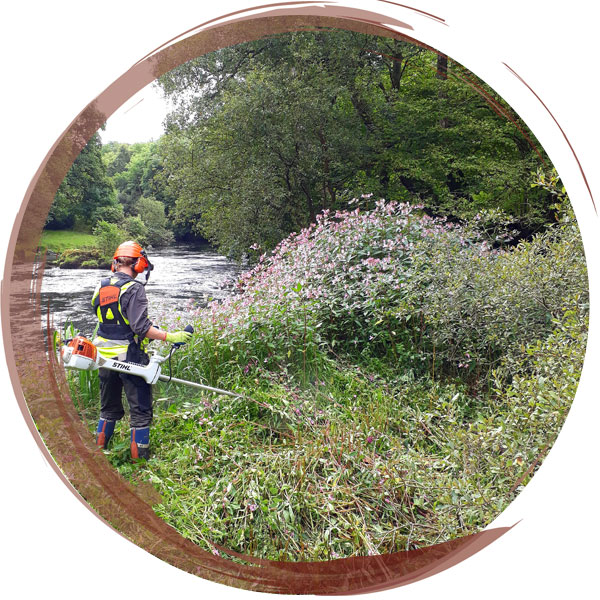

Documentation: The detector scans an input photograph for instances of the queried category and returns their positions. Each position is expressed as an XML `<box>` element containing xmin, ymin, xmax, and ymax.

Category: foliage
<box><xmin>492</xmin><ymin>296</ymin><xmax>587</xmax><ymax>457</ymax></box>
<box><xmin>76</xmin><ymin>336</ymin><xmax>585</xmax><ymax>560</ymax></box>
<box><xmin>103</xmin><ymin>142</ymin><xmax>132</xmax><ymax>177</ymax></box>
<box><xmin>70</xmin><ymin>196</ymin><xmax>587</xmax><ymax>562</ymax></box>
<box><xmin>58</xmin><ymin>248</ymin><xmax>105</xmax><ymax>269</ymax></box>
<box><xmin>92</xmin><ymin>203</ymin><xmax>124</xmax><ymax>224</ymax></box>
<box><xmin>123</xmin><ymin>215</ymin><xmax>148</xmax><ymax>245</ymax></box>
<box><xmin>158</xmin><ymin>30</ymin><xmax>552</xmax><ymax>258</ymax></box>
<box><xmin>92</xmin><ymin>220</ymin><xmax>128</xmax><ymax>262</ymax></box>
<box><xmin>108</xmin><ymin>142</ymin><xmax>155</xmax><ymax>214</ymax></box>
<box><xmin>156</xmin><ymin>200</ymin><xmax>585</xmax><ymax>385</ymax></box>
<box><xmin>46</xmin><ymin>137</ymin><xmax>177</xmax><ymax>243</ymax></box>
<box><xmin>532</xmin><ymin>166</ymin><xmax>568</xmax><ymax>202</ymax></box>
<box><xmin>47</xmin><ymin>133</ymin><xmax>117</xmax><ymax>230</ymax></box>
<box><xmin>136</xmin><ymin>196</ymin><xmax>174</xmax><ymax>247</ymax></box>
<box><xmin>101</xmin><ymin>141</ymin><xmax>177</xmax><ymax>244</ymax></box>
<box><xmin>403</xmin><ymin>208</ymin><xmax>587</xmax><ymax>378</ymax></box>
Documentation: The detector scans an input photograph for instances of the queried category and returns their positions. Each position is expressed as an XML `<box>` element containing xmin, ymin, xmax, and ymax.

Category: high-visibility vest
<box><xmin>91</xmin><ymin>276</ymin><xmax>139</xmax><ymax>358</ymax></box>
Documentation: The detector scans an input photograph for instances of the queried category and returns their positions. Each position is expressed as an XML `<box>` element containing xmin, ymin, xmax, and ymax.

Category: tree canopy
<box><xmin>46</xmin><ymin>133</ymin><xmax>116</xmax><ymax>229</ymax></box>
<box><xmin>47</xmin><ymin>29</ymin><xmax>556</xmax><ymax>258</ymax></box>
<box><xmin>157</xmin><ymin>29</ymin><xmax>552</xmax><ymax>258</ymax></box>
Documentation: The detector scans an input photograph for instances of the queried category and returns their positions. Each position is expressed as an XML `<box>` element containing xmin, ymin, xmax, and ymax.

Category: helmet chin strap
<box><xmin>141</xmin><ymin>267</ymin><xmax>152</xmax><ymax>286</ymax></box>
<box><xmin>141</xmin><ymin>259</ymin><xmax>154</xmax><ymax>286</ymax></box>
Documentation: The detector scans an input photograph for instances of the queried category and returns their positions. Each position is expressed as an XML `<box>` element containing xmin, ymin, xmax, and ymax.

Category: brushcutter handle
<box><xmin>173</xmin><ymin>324</ymin><xmax>194</xmax><ymax>348</ymax></box>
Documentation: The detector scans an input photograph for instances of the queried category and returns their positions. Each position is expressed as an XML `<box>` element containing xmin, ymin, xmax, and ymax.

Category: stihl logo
<box><xmin>99</xmin><ymin>286</ymin><xmax>120</xmax><ymax>306</ymax></box>
<box><xmin>114</xmin><ymin>363</ymin><xmax>132</xmax><ymax>371</ymax></box>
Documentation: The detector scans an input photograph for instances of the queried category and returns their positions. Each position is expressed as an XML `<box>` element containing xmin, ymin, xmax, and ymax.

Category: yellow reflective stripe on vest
<box><xmin>117</xmin><ymin>281</ymin><xmax>136</xmax><ymax>326</ymax></box>
<box><xmin>93</xmin><ymin>336</ymin><xmax>130</xmax><ymax>359</ymax></box>
<box><xmin>91</xmin><ymin>283</ymin><xmax>100</xmax><ymax>308</ymax></box>
<box><xmin>97</xmin><ymin>346</ymin><xmax>129</xmax><ymax>358</ymax></box>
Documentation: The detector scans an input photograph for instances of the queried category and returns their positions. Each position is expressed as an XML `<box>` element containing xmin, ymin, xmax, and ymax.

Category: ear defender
<box><xmin>133</xmin><ymin>255</ymin><xmax>149</xmax><ymax>273</ymax></box>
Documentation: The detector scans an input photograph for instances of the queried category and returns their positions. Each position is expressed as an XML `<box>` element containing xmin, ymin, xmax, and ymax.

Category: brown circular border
<box><xmin>2</xmin><ymin>6</ymin><xmax>516</xmax><ymax>594</ymax></box>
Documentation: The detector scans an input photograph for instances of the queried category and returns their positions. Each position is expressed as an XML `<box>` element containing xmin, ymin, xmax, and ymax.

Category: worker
<box><xmin>91</xmin><ymin>240</ymin><xmax>191</xmax><ymax>460</ymax></box>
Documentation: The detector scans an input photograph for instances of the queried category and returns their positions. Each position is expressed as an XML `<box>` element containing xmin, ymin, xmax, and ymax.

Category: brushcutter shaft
<box><xmin>61</xmin><ymin>331</ymin><xmax>242</xmax><ymax>398</ymax></box>
<box><xmin>158</xmin><ymin>374</ymin><xmax>241</xmax><ymax>398</ymax></box>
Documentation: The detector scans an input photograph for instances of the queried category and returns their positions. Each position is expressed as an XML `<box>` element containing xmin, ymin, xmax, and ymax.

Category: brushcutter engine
<box><xmin>60</xmin><ymin>335</ymin><xmax>98</xmax><ymax>371</ymax></box>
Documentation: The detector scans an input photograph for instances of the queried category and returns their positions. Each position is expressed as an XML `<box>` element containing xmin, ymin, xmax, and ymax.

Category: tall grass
<box><xmin>70</xmin><ymin>199</ymin><xmax>587</xmax><ymax>561</ymax></box>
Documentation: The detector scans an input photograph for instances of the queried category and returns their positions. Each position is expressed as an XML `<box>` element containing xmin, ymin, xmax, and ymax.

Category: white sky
<box><xmin>98</xmin><ymin>81</ymin><xmax>171</xmax><ymax>144</ymax></box>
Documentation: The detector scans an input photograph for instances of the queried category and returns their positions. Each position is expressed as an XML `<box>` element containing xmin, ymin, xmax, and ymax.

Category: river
<box><xmin>40</xmin><ymin>243</ymin><xmax>245</xmax><ymax>336</ymax></box>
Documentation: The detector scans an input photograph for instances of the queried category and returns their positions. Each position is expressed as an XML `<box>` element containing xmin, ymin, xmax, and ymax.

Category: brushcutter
<box><xmin>59</xmin><ymin>326</ymin><xmax>240</xmax><ymax>398</ymax></box>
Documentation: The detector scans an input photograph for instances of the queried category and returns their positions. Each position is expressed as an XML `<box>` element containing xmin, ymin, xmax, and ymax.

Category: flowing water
<box><xmin>40</xmin><ymin>243</ymin><xmax>245</xmax><ymax>336</ymax></box>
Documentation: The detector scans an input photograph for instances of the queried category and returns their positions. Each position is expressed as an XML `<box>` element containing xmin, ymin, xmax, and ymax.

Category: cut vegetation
<box><xmin>67</xmin><ymin>195</ymin><xmax>587</xmax><ymax>561</ymax></box>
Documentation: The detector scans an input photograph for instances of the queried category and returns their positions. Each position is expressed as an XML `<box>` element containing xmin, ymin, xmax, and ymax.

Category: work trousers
<box><xmin>99</xmin><ymin>367</ymin><xmax>153</xmax><ymax>428</ymax></box>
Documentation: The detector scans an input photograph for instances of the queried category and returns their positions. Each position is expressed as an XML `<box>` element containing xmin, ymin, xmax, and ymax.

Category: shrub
<box><xmin>131</xmin><ymin>197</ymin><xmax>587</xmax><ymax>562</ymax></box>
<box><xmin>58</xmin><ymin>248</ymin><xmax>105</xmax><ymax>269</ymax></box>
<box><xmin>136</xmin><ymin>196</ymin><xmax>174</xmax><ymax>247</ymax></box>
<box><xmin>404</xmin><ymin>212</ymin><xmax>587</xmax><ymax>379</ymax></box>
<box><xmin>482</xmin><ymin>297</ymin><xmax>588</xmax><ymax>491</ymax></box>
<box><xmin>92</xmin><ymin>204</ymin><xmax>124</xmax><ymax>224</ymax></box>
<box><xmin>159</xmin><ymin>200</ymin><xmax>586</xmax><ymax>389</ymax></box>
<box><xmin>124</xmin><ymin>215</ymin><xmax>148</xmax><ymax>245</ymax></box>
<box><xmin>93</xmin><ymin>220</ymin><xmax>128</xmax><ymax>262</ymax></box>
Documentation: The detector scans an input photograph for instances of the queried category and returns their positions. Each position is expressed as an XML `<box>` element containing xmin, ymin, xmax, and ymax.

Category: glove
<box><xmin>165</xmin><ymin>330</ymin><xmax>193</xmax><ymax>344</ymax></box>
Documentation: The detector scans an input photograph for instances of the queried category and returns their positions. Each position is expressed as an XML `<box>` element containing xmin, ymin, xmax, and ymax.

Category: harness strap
<box><xmin>92</xmin><ymin>276</ymin><xmax>139</xmax><ymax>342</ymax></box>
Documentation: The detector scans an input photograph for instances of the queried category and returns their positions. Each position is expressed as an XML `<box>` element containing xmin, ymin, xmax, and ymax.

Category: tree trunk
<box><xmin>350</xmin><ymin>91</ymin><xmax>375</xmax><ymax>133</ymax></box>
<box><xmin>302</xmin><ymin>182</ymin><xmax>316</xmax><ymax>224</ymax></box>
<box><xmin>318</xmin><ymin>130</ymin><xmax>330</xmax><ymax>210</ymax></box>
<box><xmin>390</xmin><ymin>46</ymin><xmax>403</xmax><ymax>91</ymax></box>
<box><xmin>436</xmin><ymin>54</ymin><xmax>449</xmax><ymax>129</ymax></box>
<box><xmin>436</xmin><ymin>53</ymin><xmax>448</xmax><ymax>80</ymax></box>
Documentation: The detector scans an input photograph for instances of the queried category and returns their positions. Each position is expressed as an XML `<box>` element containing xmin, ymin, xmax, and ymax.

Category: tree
<box><xmin>136</xmin><ymin>196</ymin><xmax>174</xmax><ymax>247</ymax></box>
<box><xmin>157</xmin><ymin>29</ymin><xmax>552</xmax><ymax>257</ymax></box>
<box><xmin>47</xmin><ymin>133</ymin><xmax>116</xmax><ymax>229</ymax></box>
<box><xmin>104</xmin><ymin>142</ymin><xmax>132</xmax><ymax>177</ymax></box>
<box><xmin>123</xmin><ymin>215</ymin><xmax>148</xmax><ymax>244</ymax></box>
<box><xmin>103</xmin><ymin>141</ymin><xmax>177</xmax><ymax>228</ymax></box>
<box><xmin>93</xmin><ymin>220</ymin><xmax>128</xmax><ymax>262</ymax></box>
<box><xmin>158</xmin><ymin>31</ymin><xmax>372</xmax><ymax>256</ymax></box>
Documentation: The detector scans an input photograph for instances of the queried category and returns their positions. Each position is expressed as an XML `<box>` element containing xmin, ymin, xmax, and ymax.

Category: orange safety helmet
<box><xmin>112</xmin><ymin>241</ymin><xmax>152</xmax><ymax>274</ymax></box>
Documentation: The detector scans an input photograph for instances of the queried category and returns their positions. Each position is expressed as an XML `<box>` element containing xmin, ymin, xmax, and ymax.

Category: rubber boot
<box><xmin>130</xmin><ymin>427</ymin><xmax>150</xmax><ymax>460</ymax></box>
<box><xmin>96</xmin><ymin>418</ymin><xmax>116</xmax><ymax>449</ymax></box>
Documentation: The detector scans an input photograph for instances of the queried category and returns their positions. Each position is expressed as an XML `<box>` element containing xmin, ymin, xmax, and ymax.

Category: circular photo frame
<box><xmin>1</xmin><ymin>1</ymin><xmax>597</xmax><ymax>597</ymax></box>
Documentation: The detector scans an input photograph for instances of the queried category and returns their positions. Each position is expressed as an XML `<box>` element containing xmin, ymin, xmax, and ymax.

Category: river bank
<box><xmin>47</xmin><ymin>248</ymin><xmax>111</xmax><ymax>269</ymax></box>
<box><xmin>40</xmin><ymin>229</ymin><xmax>111</xmax><ymax>269</ymax></box>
